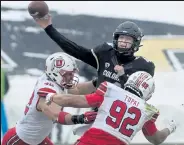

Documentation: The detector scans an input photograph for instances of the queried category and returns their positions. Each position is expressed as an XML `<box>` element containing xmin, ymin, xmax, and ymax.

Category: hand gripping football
<box><xmin>28</xmin><ymin>1</ymin><xmax>49</xmax><ymax>18</ymax></box>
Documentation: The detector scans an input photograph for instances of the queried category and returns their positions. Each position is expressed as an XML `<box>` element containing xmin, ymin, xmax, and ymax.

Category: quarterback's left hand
<box><xmin>114</xmin><ymin>65</ymin><xmax>125</xmax><ymax>76</ymax></box>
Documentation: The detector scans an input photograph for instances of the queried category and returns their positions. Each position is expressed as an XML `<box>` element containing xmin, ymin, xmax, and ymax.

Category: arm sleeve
<box><xmin>142</xmin><ymin>120</ymin><xmax>158</xmax><ymax>136</ymax></box>
<box><xmin>44</xmin><ymin>25</ymin><xmax>97</xmax><ymax>68</ymax></box>
<box><xmin>85</xmin><ymin>93</ymin><xmax>104</xmax><ymax>108</ymax></box>
<box><xmin>85</xmin><ymin>81</ymin><xmax>108</xmax><ymax>107</ymax></box>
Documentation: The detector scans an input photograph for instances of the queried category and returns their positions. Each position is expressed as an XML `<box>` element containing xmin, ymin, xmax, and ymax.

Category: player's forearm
<box><xmin>50</xmin><ymin>111</ymin><xmax>73</xmax><ymax>125</ymax></box>
<box><xmin>40</xmin><ymin>104</ymin><xmax>82</xmax><ymax>125</ymax></box>
<box><xmin>54</xmin><ymin>112</ymin><xmax>86</xmax><ymax>125</ymax></box>
<box><xmin>147</xmin><ymin>128</ymin><xmax>170</xmax><ymax>145</ymax></box>
<box><xmin>68</xmin><ymin>81</ymin><xmax>96</xmax><ymax>95</ymax></box>
<box><xmin>155</xmin><ymin>128</ymin><xmax>170</xmax><ymax>144</ymax></box>
<box><xmin>64</xmin><ymin>113</ymin><xmax>74</xmax><ymax>125</ymax></box>
<box><xmin>44</xmin><ymin>25</ymin><xmax>97</xmax><ymax>68</ymax></box>
<box><xmin>52</xmin><ymin>94</ymin><xmax>90</xmax><ymax>108</ymax></box>
<box><xmin>44</xmin><ymin>25</ymin><xmax>79</xmax><ymax>56</ymax></box>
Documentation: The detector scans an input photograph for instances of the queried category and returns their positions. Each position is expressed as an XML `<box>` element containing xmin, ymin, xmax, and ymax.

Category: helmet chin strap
<box><xmin>114</xmin><ymin>51</ymin><xmax>135</xmax><ymax>65</ymax></box>
<box><xmin>112</xmin><ymin>45</ymin><xmax>133</xmax><ymax>56</ymax></box>
<box><xmin>117</xmin><ymin>48</ymin><xmax>134</xmax><ymax>56</ymax></box>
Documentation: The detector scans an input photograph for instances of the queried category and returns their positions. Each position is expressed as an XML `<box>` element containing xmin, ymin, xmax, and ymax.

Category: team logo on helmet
<box><xmin>54</xmin><ymin>59</ymin><xmax>65</xmax><ymax>68</ymax></box>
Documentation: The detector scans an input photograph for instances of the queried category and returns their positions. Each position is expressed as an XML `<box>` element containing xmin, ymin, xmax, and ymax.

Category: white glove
<box><xmin>166</xmin><ymin>119</ymin><xmax>177</xmax><ymax>134</ymax></box>
<box><xmin>45</xmin><ymin>93</ymin><xmax>55</xmax><ymax>105</ymax></box>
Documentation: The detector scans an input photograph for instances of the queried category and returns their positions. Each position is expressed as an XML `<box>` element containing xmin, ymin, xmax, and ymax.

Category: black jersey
<box><xmin>45</xmin><ymin>25</ymin><xmax>155</xmax><ymax>87</ymax></box>
<box><xmin>92</xmin><ymin>43</ymin><xmax>155</xmax><ymax>87</ymax></box>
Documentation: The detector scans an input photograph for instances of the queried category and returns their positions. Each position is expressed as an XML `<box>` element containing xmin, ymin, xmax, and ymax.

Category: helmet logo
<box><xmin>54</xmin><ymin>59</ymin><xmax>65</xmax><ymax>68</ymax></box>
<box><xmin>142</xmin><ymin>82</ymin><xmax>149</xmax><ymax>89</ymax></box>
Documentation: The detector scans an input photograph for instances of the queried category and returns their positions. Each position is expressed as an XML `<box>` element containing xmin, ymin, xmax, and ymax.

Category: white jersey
<box><xmin>92</xmin><ymin>82</ymin><xmax>158</xmax><ymax>145</ymax></box>
<box><xmin>16</xmin><ymin>74</ymin><xmax>67</xmax><ymax>145</ymax></box>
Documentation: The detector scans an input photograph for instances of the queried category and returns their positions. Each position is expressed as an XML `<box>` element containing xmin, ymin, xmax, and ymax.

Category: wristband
<box><xmin>71</xmin><ymin>114</ymin><xmax>84</xmax><ymax>124</ymax></box>
<box><xmin>57</xmin><ymin>111</ymin><xmax>69</xmax><ymax>124</ymax></box>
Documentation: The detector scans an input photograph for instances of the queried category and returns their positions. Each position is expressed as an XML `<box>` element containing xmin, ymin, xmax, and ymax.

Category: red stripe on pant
<box><xmin>2</xmin><ymin>127</ymin><xmax>28</xmax><ymax>145</ymax></box>
<box><xmin>2</xmin><ymin>127</ymin><xmax>54</xmax><ymax>145</ymax></box>
<box><xmin>2</xmin><ymin>127</ymin><xmax>29</xmax><ymax>145</ymax></box>
<box><xmin>7</xmin><ymin>135</ymin><xmax>19</xmax><ymax>145</ymax></box>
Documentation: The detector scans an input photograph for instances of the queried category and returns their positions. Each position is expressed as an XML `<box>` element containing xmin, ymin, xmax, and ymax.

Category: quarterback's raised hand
<box><xmin>34</xmin><ymin>14</ymin><xmax>52</xmax><ymax>29</ymax></box>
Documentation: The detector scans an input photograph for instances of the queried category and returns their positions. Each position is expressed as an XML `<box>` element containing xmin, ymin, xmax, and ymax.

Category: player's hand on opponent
<box><xmin>34</xmin><ymin>14</ymin><xmax>52</xmax><ymax>29</ymax></box>
<box><xmin>45</xmin><ymin>93</ymin><xmax>55</xmax><ymax>105</ymax></box>
<box><xmin>81</xmin><ymin>111</ymin><xmax>97</xmax><ymax>124</ymax></box>
<box><xmin>114</xmin><ymin>65</ymin><xmax>125</xmax><ymax>76</ymax></box>
<box><xmin>166</xmin><ymin>119</ymin><xmax>177</xmax><ymax>134</ymax></box>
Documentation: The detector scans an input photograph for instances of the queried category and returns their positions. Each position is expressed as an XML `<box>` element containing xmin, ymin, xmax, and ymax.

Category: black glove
<box><xmin>71</xmin><ymin>111</ymin><xmax>97</xmax><ymax>124</ymax></box>
<box><xmin>92</xmin><ymin>107</ymin><xmax>98</xmax><ymax>112</ymax></box>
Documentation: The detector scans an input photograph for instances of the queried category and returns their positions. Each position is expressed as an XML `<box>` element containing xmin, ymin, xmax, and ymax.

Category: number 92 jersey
<box><xmin>91</xmin><ymin>82</ymin><xmax>158</xmax><ymax>145</ymax></box>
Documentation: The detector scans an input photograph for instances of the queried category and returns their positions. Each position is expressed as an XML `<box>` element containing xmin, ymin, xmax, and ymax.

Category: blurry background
<box><xmin>1</xmin><ymin>1</ymin><xmax>184</xmax><ymax>144</ymax></box>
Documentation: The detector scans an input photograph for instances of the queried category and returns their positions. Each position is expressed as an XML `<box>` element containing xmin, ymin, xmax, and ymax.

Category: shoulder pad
<box><xmin>37</xmin><ymin>87</ymin><xmax>57</xmax><ymax>98</ymax></box>
<box><xmin>92</xmin><ymin>42</ymin><xmax>113</xmax><ymax>55</ymax></box>
<box><xmin>106</xmin><ymin>42</ymin><xmax>113</xmax><ymax>47</ymax></box>
<box><xmin>37</xmin><ymin>77</ymin><xmax>60</xmax><ymax>94</ymax></box>
<box><xmin>137</xmin><ymin>56</ymin><xmax>154</xmax><ymax>65</ymax></box>
<box><xmin>136</xmin><ymin>56</ymin><xmax>155</xmax><ymax>76</ymax></box>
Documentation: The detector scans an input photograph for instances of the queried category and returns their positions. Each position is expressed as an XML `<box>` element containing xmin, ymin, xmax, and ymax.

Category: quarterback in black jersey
<box><xmin>34</xmin><ymin>15</ymin><xmax>155</xmax><ymax>88</ymax></box>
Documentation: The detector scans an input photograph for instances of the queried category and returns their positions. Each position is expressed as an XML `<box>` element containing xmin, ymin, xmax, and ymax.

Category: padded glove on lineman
<box><xmin>166</xmin><ymin>119</ymin><xmax>177</xmax><ymax>134</ymax></box>
<box><xmin>72</xmin><ymin>111</ymin><xmax>97</xmax><ymax>124</ymax></box>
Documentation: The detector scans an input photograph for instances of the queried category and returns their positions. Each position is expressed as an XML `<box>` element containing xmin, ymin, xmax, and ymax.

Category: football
<box><xmin>28</xmin><ymin>1</ymin><xmax>49</xmax><ymax>18</ymax></box>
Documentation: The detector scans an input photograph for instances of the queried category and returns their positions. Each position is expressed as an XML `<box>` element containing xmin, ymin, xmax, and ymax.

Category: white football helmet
<box><xmin>45</xmin><ymin>52</ymin><xmax>79</xmax><ymax>89</ymax></box>
<box><xmin>124</xmin><ymin>71</ymin><xmax>155</xmax><ymax>101</ymax></box>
